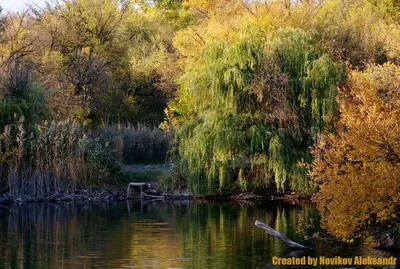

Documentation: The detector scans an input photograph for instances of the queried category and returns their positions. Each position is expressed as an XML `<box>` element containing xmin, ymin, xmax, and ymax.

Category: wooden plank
<box><xmin>128</xmin><ymin>182</ymin><xmax>146</xmax><ymax>186</ymax></box>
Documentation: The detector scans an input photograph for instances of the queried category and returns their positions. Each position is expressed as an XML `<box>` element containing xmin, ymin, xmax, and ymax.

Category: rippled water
<box><xmin>0</xmin><ymin>200</ymin><xmax>398</xmax><ymax>269</ymax></box>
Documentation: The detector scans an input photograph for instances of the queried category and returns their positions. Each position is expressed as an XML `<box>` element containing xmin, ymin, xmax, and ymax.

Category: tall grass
<box><xmin>0</xmin><ymin>120</ymin><xmax>121</xmax><ymax>196</ymax></box>
<box><xmin>89</xmin><ymin>123</ymin><xmax>173</xmax><ymax>164</ymax></box>
<box><xmin>0</xmin><ymin>60</ymin><xmax>173</xmax><ymax>197</ymax></box>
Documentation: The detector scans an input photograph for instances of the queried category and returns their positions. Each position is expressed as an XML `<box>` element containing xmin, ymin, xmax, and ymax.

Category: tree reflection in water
<box><xmin>0</xmin><ymin>201</ymin><xmax>397</xmax><ymax>269</ymax></box>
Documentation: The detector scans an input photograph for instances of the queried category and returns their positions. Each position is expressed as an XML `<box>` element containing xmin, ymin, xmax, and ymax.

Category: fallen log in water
<box><xmin>255</xmin><ymin>220</ymin><xmax>311</xmax><ymax>249</ymax></box>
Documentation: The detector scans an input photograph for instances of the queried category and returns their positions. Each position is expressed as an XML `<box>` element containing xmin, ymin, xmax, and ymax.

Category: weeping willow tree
<box><xmin>175</xmin><ymin>26</ymin><xmax>344</xmax><ymax>195</ymax></box>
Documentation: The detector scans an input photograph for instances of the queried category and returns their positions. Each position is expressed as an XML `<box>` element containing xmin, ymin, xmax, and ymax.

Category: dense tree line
<box><xmin>167</xmin><ymin>0</ymin><xmax>399</xmax><ymax>242</ymax></box>
<box><xmin>0</xmin><ymin>0</ymin><xmax>399</xmax><ymax>243</ymax></box>
<box><xmin>0</xmin><ymin>0</ymin><xmax>181</xmax><ymax>124</ymax></box>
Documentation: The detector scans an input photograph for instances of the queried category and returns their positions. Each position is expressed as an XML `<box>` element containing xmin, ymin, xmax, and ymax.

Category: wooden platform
<box><xmin>126</xmin><ymin>182</ymin><xmax>165</xmax><ymax>200</ymax></box>
<box><xmin>126</xmin><ymin>183</ymin><xmax>146</xmax><ymax>199</ymax></box>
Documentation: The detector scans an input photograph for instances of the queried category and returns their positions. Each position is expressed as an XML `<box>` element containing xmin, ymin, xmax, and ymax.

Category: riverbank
<box><xmin>1</xmin><ymin>187</ymin><xmax>398</xmax><ymax>251</ymax></box>
<box><xmin>0</xmin><ymin>187</ymin><xmax>194</xmax><ymax>204</ymax></box>
<box><xmin>0</xmin><ymin>164</ymin><xmax>307</xmax><ymax>204</ymax></box>
<box><xmin>0</xmin><ymin>188</ymin><xmax>305</xmax><ymax>205</ymax></box>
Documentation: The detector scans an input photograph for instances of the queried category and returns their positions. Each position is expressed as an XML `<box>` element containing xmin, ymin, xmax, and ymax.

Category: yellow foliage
<box><xmin>383</xmin><ymin>23</ymin><xmax>400</xmax><ymax>61</ymax></box>
<box><xmin>310</xmin><ymin>63</ymin><xmax>400</xmax><ymax>241</ymax></box>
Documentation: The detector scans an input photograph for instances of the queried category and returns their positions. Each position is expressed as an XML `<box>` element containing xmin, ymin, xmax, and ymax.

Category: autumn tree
<box><xmin>172</xmin><ymin>23</ymin><xmax>343</xmax><ymax>194</ymax></box>
<box><xmin>310</xmin><ymin>63</ymin><xmax>400</xmax><ymax>242</ymax></box>
<box><xmin>0</xmin><ymin>9</ymin><xmax>50</xmax><ymax>131</ymax></box>
<box><xmin>21</xmin><ymin>0</ymin><xmax>180</xmax><ymax>123</ymax></box>
<box><xmin>30</xmin><ymin>0</ymin><xmax>133</xmax><ymax>121</ymax></box>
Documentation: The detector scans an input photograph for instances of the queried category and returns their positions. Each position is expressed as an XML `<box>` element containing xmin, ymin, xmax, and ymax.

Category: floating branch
<box><xmin>255</xmin><ymin>220</ymin><xmax>311</xmax><ymax>249</ymax></box>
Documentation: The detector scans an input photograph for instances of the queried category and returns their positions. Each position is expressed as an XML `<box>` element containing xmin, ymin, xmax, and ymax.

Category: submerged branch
<box><xmin>255</xmin><ymin>220</ymin><xmax>311</xmax><ymax>249</ymax></box>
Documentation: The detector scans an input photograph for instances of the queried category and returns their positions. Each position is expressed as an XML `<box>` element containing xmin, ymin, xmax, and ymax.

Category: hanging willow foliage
<box><xmin>176</xmin><ymin>26</ymin><xmax>344</xmax><ymax>195</ymax></box>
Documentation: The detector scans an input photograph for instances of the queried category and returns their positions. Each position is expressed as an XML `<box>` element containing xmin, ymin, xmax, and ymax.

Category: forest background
<box><xmin>0</xmin><ymin>0</ymin><xmax>399</xmax><ymax>245</ymax></box>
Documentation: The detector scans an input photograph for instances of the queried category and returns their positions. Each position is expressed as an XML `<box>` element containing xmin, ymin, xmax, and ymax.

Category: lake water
<box><xmin>0</xmin><ymin>200</ymin><xmax>398</xmax><ymax>269</ymax></box>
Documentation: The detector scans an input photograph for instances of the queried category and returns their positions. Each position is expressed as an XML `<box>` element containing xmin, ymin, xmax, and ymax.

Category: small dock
<box><xmin>126</xmin><ymin>182</ymin><xmax>164</xmax><ymax>200</ymax></box>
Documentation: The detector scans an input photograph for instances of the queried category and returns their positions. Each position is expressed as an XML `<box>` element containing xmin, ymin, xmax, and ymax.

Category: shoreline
<box><xmin>0</xmin><ymin>188</ymin><xmax>304</xmax><ymax>205</ymax></box>
<box><xmin>2</xmin><ymin>190</ymin><xmax>398</xmax><ymax>250</ymax></box>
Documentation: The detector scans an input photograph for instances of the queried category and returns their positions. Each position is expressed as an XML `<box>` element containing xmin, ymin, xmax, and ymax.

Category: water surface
<box><xmin>0</xmin><ymin>200</ymin><xmax>398</xmax><ymax>269</ymax></box>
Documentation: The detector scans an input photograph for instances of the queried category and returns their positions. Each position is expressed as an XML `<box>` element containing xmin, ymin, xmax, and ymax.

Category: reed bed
<box><xmin>0</xmin><ymin>120</ymin><xmax>121</xmax><ymax>197</ymax></box>
<box><xmin>89</xmin><ymin>123</ymin><xmax>173</xmax><ymax>164</ymax></box>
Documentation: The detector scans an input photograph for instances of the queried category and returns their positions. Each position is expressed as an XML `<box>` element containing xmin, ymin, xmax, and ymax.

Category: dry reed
<box><xmin>0</xmin><ymin>120</ymin><xmax>121</xmax><ymax>197</ymax></box>
<box><xmin>89</xmin><ymin>123</ymin><xmax>173</xmax><ymax>164</ymax></box>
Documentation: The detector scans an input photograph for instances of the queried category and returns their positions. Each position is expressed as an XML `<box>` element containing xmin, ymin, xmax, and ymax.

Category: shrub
<box><xmin>310</xmin><ymin>63</ymin><xmax>400</xmax><ymax>242</ymax></box>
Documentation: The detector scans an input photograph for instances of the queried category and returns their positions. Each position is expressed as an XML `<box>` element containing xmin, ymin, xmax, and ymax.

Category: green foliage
<box><xmin>136</xmin><ymin>0</ymin><xmax>183</xmax><ymax>10</ymax></box>
<box><xmin>26</xmin><ymin>0</ymin><xmax>180</xmax><ymax>124</ymax></box>
<box><xmin>313</xmin><ymin>0</ymin><xmax>389</xmax><ymax>67</ymax></box>
<box><xmin>0</xmin><ymin>61</ymin><xmax>51</xmax><ymax>132</ymax></box>
<box><xmin>368</xmin><ymin>0</ymin><xmax>400</xmax><ymax>20</ymax></box>
<box><xmin>175</xmin><ymin>26</ymin><xmax>343</xmax><ymax>194</ymax></box>
<box><xmin>122</xmin><ymin>169</ymin><xmax>167</xmax><ymax>184</ymax></box>
<box><xmin>125</xmin><ymin>9</ymin><xmax>180</xmax><ymax>123</ymax></box>
<box><xmin>0</xmin><ymin>0</ymin><xmax>398</xmax><ymax>198</ymax></box>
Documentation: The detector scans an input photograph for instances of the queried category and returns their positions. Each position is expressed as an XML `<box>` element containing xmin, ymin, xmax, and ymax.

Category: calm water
<box><xmin>0</xmin><ymin>200</ymin><xmax>398</xmax><ymax>269</ymax></box>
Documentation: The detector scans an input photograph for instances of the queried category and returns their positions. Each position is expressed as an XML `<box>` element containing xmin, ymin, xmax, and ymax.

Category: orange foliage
<box><xmin>310</xmin><ymin>63</ymin><xmax>400</xmax><ymax>241</ymax></box>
